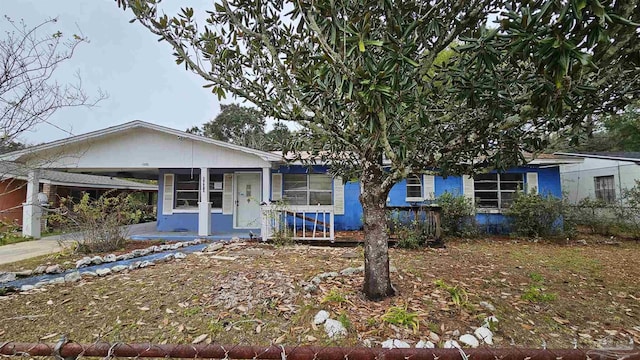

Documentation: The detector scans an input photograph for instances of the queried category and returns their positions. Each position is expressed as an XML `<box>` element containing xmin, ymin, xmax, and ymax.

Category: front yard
<box><xmin>0</xmin><ymin>237</ymin><xmax>638</xmax><ymax>349</ymax></box>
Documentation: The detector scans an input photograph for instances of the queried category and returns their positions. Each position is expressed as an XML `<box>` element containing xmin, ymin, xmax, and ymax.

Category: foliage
<box><xmin>48</xmin><ymin>192</ymin><xmax>141</xmax><ymax>253</ymax></box>
<box><xmin>186</xmin><ymin>104</ymin><xmax>267</xmax><ymax>149</ymax></box>
<box><xmin>436</xmin><ymin>192</ymin><xmax>477</xmax><ymax>237</ymax></box>
<box><xmin>337</xmin><ymin>312</ymin><xmax>352</xmax><ymax>331</ymax></box>
<box><xmin>266</xmin><ymin>201</ymin><xmax>294</xmax><ymax>246</ymax></box>
<box><xmin>504</xmin><ymin>191</ymin><xmax>569</xmax><ymax>238</ymax></box>
<box><xmin>0</xmin><ymin>219</ymin><xmax>32</xmax><ymax>246</ymax></box>
<box><xmin>434</xmin><ymin>279</ymin><xmax>470</xmax><ymax>308</ymax></box>
<box><xmin>0</xmin><ymin>16</ymin><xmax>105</xmax><ymax>152</ymax></box>
<box><xmin>568</xmin><ymin>198</ymin><xmax>616</xmax><ymax>235</ymax></box>
<box><xmin>521</xmin><ymin>273</ymin><xmax>557</xmax><ymax>303</ymax></box>
<box><xmin>381</xmin><ymin>305</ymin><xmax>420</xmax><ymax>332</ymax></box>
<box><xmin>612</xmin><ymin>180</ymin><xmax>640</xmax><ymax>239</ymax></box>
<box><xmin>320</xmin><ymin>288</ymin><xmax>348</xmax><ymax>305</ymax></box>
<box><xmin>118</xmin><ymin>0</ymin><xmax>640</xmax><ymax>300</ymax></box>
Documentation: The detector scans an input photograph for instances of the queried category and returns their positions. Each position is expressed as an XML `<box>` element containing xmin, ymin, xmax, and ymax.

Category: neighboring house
<box><xmin>0</xmin><ymin>120</ymin><xmax>579</xmax><ymax>239</ymax></box>
<box><xmin>0</xmin><ymin>162</ymin><xmax>157</xmax><ymax>227</ymax></box>
<box><xmin>556</xmin><ymin>152</ymin><xmax>640</xmax><ymax>204</ymax></box>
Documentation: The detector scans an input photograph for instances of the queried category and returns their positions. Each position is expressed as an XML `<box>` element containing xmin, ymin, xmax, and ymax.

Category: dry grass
<box><xmin>0</xmin><ymin>237</ymin><xmax>638</xmax><ymax>349</ymax></box>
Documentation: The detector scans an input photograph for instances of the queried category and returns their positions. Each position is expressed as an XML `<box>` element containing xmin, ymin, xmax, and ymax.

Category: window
<box><xmin>175</xmin><ymin>173</ymin><xmax>199</xmax><ymax>209</ymax></box>
<box><xmin>406</xmin><ymin>175</ymin><xmax>423</xmax><ymax>201</ymax></box>
<box><xmin>283</xmin><ymin>173</ymin><xmax>333</xmax><ymax>205</ymax></box>
<box><xmin>594</xmin><ymin>175</ymin><xmax>616</xmax><ymax>203</ymax></box>
<box><xmin>474</xmin><ymin>173</ymin><xmax>524</xmax><ymax>209</ymax></box>
<box><xmin>174</xmin><ymin>172</ymin><xmax>225</xmax><ymax>210</ymax></box>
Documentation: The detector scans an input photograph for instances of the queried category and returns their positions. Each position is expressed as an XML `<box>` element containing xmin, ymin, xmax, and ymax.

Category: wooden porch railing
<box><xmin>260</xmin><ymin>204</ymin><xmax>335</xmax><ymax>241</ymax></box>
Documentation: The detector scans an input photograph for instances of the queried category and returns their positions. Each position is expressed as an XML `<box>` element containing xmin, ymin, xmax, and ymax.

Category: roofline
<box><xmin>554</xmin><ymin>152</ymin><xmax>640</xmax><ymax>163</ymax></box>
<box><xmin>4</xmin><ymin>173</ymin><xmax>158</xmax><ymax>191</ymax></box>
<box><xmin>0</xmin><ymin>120</ymin><xmax>282</xmax><ymax>163</ymax></box>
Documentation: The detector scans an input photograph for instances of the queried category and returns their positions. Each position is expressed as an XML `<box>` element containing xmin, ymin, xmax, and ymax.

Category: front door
<box><xmin>235</xmin><ymin>172</ymin><xmax>262</xmax><ymax>228</ymax></box>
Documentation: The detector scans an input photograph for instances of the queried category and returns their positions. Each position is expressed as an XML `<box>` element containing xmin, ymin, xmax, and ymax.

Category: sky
<box><xmin>2</xmin><ymin>0</ymin><xmax>230</xmax><ymax>145</ymax></box>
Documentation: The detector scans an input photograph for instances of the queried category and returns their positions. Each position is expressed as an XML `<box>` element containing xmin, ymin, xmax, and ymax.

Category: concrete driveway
<box><xmin>0</xmin><ymin>222</ymin><xmax>158</xmax><ymax>266</ymax></box>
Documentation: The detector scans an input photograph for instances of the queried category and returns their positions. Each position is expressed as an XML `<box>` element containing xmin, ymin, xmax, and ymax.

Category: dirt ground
<box><xmin>0</xmin><ymin>236</ymin><xmax>638</xmax><ymax>349</ymax></box>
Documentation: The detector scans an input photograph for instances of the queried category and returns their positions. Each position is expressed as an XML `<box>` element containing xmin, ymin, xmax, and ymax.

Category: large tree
<box><xmin>1</xmin><ymin>17</ymin><xmax>106</xmax><ymax>154</ymax></box>
<box><xmin>186</xmin><ymin>104</ymin><xmax>267</xmax><ymax>149</ymax></box>
<box><xmin>119</xmin><ymin>0</ymin><xmax>639</xmax><ymax>299</ymax></box>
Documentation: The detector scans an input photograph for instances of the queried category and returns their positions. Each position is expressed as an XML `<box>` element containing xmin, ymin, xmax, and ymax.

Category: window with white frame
<box><xmin>283</xmin><ymin>173</ymin><xmax>333</xmax><ymax>205</ymax></box>
<box><xmin>474</xmin><ymin>173</ymin><xmax>524</xmax><ymax>209</ymax></box>
<box><xmin>594</xmin><ymin>175</ymin><xmax>616</xmax><ymax>203</ymax></box>
<box><xmin>175</xmin><ymin>173</ymin><xmax>199</xmax><ymax>209</ymax></box>
<box><xmin>174</xmin><ymin>172</ymin><xmax>225</xmax><ymax>210</ymax></box>
<box><xmin>406</xmin><ymin>175</ymin><xmax>423</xmax><ymax>201</ymax></box>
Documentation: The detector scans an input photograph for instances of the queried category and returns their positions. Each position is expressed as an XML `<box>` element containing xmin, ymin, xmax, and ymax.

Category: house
<box><xmin>0</xmin><ymin>120</ymin><xmax>579</xmax><ymax>239</ymax></box>
<box><xmin>0</xmin><ymin>161</ymin><xmax>157</xmax><ymax>227</ymax></box>
<box><xmin>556</xmin><ymin>152</ymin><xmax>640</xmax><ymax>204</ymax></box>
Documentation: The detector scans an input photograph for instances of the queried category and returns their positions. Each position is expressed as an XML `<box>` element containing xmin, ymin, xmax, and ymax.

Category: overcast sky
<box><xmin>3</xmin><ymin>1</ymin><xmax>229</xmax><ymax>145</ymax></box>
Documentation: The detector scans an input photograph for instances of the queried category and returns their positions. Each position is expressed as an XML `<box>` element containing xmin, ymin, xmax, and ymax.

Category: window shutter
<box><xmin>222</xmin><ymin>173</ymin><xmax>234</xmax><ymax>215</ymax></box>
<box><xmin>526</xmin><ymin>172</ymin><xmax>539</xmax><ymax>194</ymax></box>
<box><xmin>162</xmin><ymin>173</ymin><xmax>174</xmax><ymax>215</ymax></box>
<box><xmin>462</xmin><ymin>175</ymin><xmax>475</xmax><ymax>205</ymax></box>
<box><xmin>271</xmin><ymin>173</ymin><xmax>282</xmax><ymax>201</ymax></box>
<box><xmin>333</xmin><ymin>176</ymin><xmax>345</xmax><ymax>215</ymax></box>
<box><xmin>423</xmin><ymin>175</ymin><xmax>435</xmax><ymax>200</ymax></box>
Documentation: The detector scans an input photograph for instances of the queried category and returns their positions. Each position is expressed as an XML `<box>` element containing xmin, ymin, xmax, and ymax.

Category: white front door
<box><xmin>235</xmin><ymin>172</ymin><xmax>262</xmax><ymax>228</ymax></box>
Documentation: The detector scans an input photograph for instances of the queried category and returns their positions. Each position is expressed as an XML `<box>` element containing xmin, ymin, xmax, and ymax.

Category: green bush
<box><xmin>435</xmin><ymin>192</ymin><xmax>477</xmax><ymax>237</ymax></box>
<box><xmin>48</xmin><ymin>191</ymin><xmax>141</xmax><ymax>253</ymax></box>
<box><xmin>0</xmin><ymin>220</ymin><xmax>32</xmax><ymax>246</ymax></box>
<box><xmin>504</xmin><ymin>192</ymin><xmax>568</xmax><ymax>238</ymax></box>
<box><xmin>568</xmin><ymin>197</ymin><xmax>616</xmax><ymax>236</ymax></box>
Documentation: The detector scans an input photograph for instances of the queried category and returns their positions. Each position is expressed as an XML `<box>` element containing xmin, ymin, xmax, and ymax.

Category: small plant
<box><xmin>521</xmin><ymin>273</ymin><xmax>557</xmax><ymax>302</ymax></box>
<box><xmin>435</xmin><ymin>279</ymin><xmax>469</xmax><ymax>308</ymax></box>
<box><xmin>267</xmin><ymin>200</ymin><xmax>294</xmax><ymax>246</ymax></box>
<box><xmin>436</xmin><ymin>192</ymin><xmax>478</xmax><ymax>237</ymax></box>
<box><xmin>0</xmin><ymin>220</ymin><xmax>32</xmax><ymax>246</ymax></box>
<box><xmin>337</xmin><ymin>312</ymin><xmax>352</xmax><ymax>330</ymax></box>
<box><xmin>320</xmin><ymin>288</ymin><xmax>348</xmax><ymax>305</ymax></box>
<box><xmin>381</xmin><ymin>305</ymin><xmax>420</xmax><ymax>332</ymax></box>
<box><xmin>504</xmin><ymin>191</ymin><xmax>568</xmax><ymax>238</ymax></box>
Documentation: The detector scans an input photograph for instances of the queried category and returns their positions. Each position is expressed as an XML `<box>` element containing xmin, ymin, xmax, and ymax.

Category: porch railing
<box><xmin>260</xmin><ymin>204</ymin><xmax>335</xmax><ymax>241</ymax></box>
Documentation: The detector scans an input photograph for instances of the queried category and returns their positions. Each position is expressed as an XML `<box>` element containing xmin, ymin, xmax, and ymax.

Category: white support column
<box><xmin>22</xmin><ymin>169</ymin><xmax>42</xmax><ymax>239</ymax></box>
<box><xmin>262</xmin><ymin>167</ymin><xmax>271</xmax><ymax>203</ymax></box>
<box><xmin>198</xmin><ymin>168</ymin><xmax>211</xmax><ymax>236</ymax></box>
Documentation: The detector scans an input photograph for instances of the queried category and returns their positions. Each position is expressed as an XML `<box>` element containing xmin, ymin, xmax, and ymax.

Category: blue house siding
<box><xmin>156</xmin><ymin>168</ymin><xmax>261</xmax><ymax>233</ymax></box>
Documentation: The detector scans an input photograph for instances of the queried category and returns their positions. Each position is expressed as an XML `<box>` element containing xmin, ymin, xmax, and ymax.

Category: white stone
<box><xmin>96</xmin><ymin>268</ymin><xmax>112</xmax><ymax>277</ymax></box>
<box><xmin>324</xmin><ymin>319</ymin><xmax>347</xmax><ymax>339</ymax></box>
<box><xmin>49</xmin><ymin>277</ymin><xmax>65</xmax><ymax>284</ymax></box>
<box><xmin>82</xmin><ymin>272</ymin><xmax>98</xmax><ymax>277</ymax></box>
<box><xmin>139</xmin><ymin>261</ymin><xmax>155</xmax><ymax>268</ymax></box>
<box><xmin>90</xmin><ymin>256</ymin><xmax>103</xmax><ymax>265</ymax></box>
<box><xmin>474</xmin><ymin>327</ymin><xmax>494</xmax><ymax>345</ymax></box>
<box><xmin>76</xmin><ymin>257</ymin><xmax>93</xmax><ymax>268</ymax></box>
<box><xmin>340</xmin><ymin>267</ymin><xmax>363</xmax><ymax>276</ymax></box>
<box><xmin>444</xmin><ymin>340</ymin><xmax>461</xmax><ymax>349</ymax></box>
<box><xmin>174</xmin><ymin>252</ymin><xmax>187</xmax><ymax>259</ymax></box>
<box><xmin>204</xmin><ymin>243</ymin><xmax>224</xmax><ymax>252</ymax></box>
<box><xmin>415</xmin><ymin>340</ymin><xmax>435</xmax><ymax>349</ymax></box>
<box><xmin>459</xmin><ymin>334</ymin><xmax>480</xmax><ymax>348</ymax></box>
<box><xmin>45</xmin><ymin>264</ymin><xmax>63</xmax><ymax>274</ymax></box>
<box><xmin>479</xmin><ymin>301</ymin><xmax>496</xmax><ymax>312</ymax></box>
<box><xmin>0</xmin><ymin>272</ymin><xmax>16</xmax><ymax>283</ymax></box>
<box><xmin>382</xmin><ymin>339</ymin><xmax>410</xmax><ymax>349</ymax></box>
<box><xmin>313</xmin><ymin>310</ymin><xmax>330</xmax><ymax>325</ymax></box>
<box><xmin>20</xmin><ymin>285</ymin><xmax>35</xmax><ymax>291</ymax></box>
<box><xmin>103</xmin><ymin>254</ymin><xmax>117</xmax><ymax>263</ymax></box>
<box><xmin>111</xmin><ymin>265</ymin><xmax>128</xmax><ymax>273</ymax></box>
<box><xmin>64</xmin><ymin>271</ymin><xmax>82</xmax><ymax>283</ymax></box>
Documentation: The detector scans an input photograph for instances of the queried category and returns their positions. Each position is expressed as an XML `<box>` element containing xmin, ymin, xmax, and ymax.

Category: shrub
<box><xmin>435</xmin><ymin>192</ymin><xmax>477</xmax><ymax>237</ymax></box>
<box><xmin>48</xmin><ymin>191</ymin><xmax>141</xmax><ymax>253</ymax></box>
<box><xmin>504</xmin><ymin>191</ymin><xmax>568</xmax><ymax>238</ymax></box>
<box><xmin>381</xmin><ymin>305</ymin><xmax>420</xmax><ymax>332</ymax></box>
<box><xmin>568</xmin><ymin>198</ymin><xmax>616</xmax><ymax>236</ymax></box>
<box><xmin>613</xmin><ymin>180</ymin><xmax>640</xmax><ymax>239</ymax></box>
<box><xmin>0</xmin><ymin>220</ymin><xmax>32</xmax><ymax>246</ymax></box>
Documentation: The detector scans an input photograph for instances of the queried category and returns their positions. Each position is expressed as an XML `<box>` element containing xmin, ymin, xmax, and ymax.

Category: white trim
<box><xmin>233</xmin><ymin>171</ymin><xmax>262</xmax><ymax>229</ymax></box>
<box><xmin>554</xmin><ymin>152</ymin><xmax>637</xmax><ymax>163</ymax></box>
<box><xmin>162</xmin><ymin>173</ymin><xmax>174</xmax><ymax>215</ymax></box>
<box><xmin>333</xmin><ymin>176</ymin><xmax>345</xmax><ymax>215</ymax></box>
<box><xmin>405</xmin><ymin>197</ymin><xmax>425</xmax><ymax>202</ymax></box>
<box><xmin>526</xmin><ymin>172</ymin><xmax>539</xmax><ymax>194</ymax></box>
<box><xmin>423</xmin><ymin>174</ymin><xmax>435</xmax><ymax>200</ymax></box>
<box><xmin>0</xmin><ymin>120</ymin><xmax>282</xmax><ymax>163</ymax></box>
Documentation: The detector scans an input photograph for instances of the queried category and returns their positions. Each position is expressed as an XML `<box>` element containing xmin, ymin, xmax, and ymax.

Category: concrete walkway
<box><xmin>0</xmin><ymin>222</ymin><xmax>158</xmax><ymax>266</ymax></box>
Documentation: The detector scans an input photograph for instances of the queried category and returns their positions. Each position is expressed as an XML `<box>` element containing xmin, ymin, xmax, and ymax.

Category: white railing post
<box><xmin>329</xmin><ymin>211</ymin><xmax>335</xmax><ymax>241</ymax></box>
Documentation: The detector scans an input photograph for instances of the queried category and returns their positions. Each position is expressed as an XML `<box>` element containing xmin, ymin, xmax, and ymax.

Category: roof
<box><xmin>0</xmin><ymin>120</ymin><xmax>282</xmax><ymax>163</ymax></box>
<box><xmin>554</xmin><ymin>152</ymin><xmax>640</xmax><ymax>162</ymax></box>
<box><xmin>0</xmin><ymin>162</ymin><xmax>157</xmax><ymax>191</ymax></box>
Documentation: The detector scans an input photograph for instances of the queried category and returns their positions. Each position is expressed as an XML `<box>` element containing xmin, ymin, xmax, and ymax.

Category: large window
<box><xmin>174</xmin><ymin>172</ymin><xmax>225</xmax><ymax>210</ymax></box>
<box><xmin>474</xmin><ymin>173</ymin><xmax>524</xmax><ymax>209</ymax></box>
<box><xmin>594</xmin><ymin>175</ymin><xmax>616</xmax><ymax>203</ymax></box>
<box><xmin>283</xmin><ymin>173</ymin><xmax>333</xmax><ymax>205</ymax></box>
<box><xmin>406</xmin><ymin>175</ymin><xmax>423</xmax><ymax>201</ymax></box>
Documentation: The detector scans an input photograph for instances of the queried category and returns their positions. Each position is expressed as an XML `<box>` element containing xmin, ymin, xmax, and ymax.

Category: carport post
<box><xmin>198</xmin><ymin>167</ymin><xmax>211</xmax><ymax>236</ymax></box>
<box><xmin>22</xmin><ymin>169</ymin><xmax>42</xmax><ymax>239</ymax></box>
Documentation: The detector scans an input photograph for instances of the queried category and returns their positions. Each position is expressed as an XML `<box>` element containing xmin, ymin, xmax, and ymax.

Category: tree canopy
<box><xmin>119</xmin><ymin>0</ymin><xmax>640</xmax><ymax>299</ymax></box>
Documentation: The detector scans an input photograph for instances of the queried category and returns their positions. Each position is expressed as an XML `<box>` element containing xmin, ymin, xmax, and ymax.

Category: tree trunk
<box><xmin>360</xmin><ymin>165</ymin><xmax>395</xmax><ymax>300</ymax></box>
